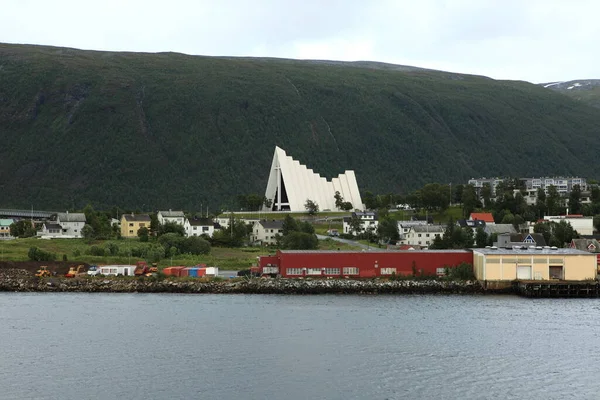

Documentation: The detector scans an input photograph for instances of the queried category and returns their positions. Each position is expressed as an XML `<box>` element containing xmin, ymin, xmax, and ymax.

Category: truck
<box><xmin>134</xmin><ymin>261</ymin><xmax>158</xmax><ymax>277</ymax></box>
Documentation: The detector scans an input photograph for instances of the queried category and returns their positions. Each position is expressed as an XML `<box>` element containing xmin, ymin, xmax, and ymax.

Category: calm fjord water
<box><xmin>1</xmin><ymin>293</ymin><xmax>600</xmax><ymax>400</ymax></box>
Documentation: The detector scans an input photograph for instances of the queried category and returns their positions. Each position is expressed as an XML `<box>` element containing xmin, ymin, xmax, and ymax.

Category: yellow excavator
<box><xmin>65</xmin><ymin>265</ymin><xmax>87</xmax><ymax>278</ymax></box>
<box><xmin>35</xmin><ymin>266</ymin><xmax>52</xmax><ymax>278</ymax></box>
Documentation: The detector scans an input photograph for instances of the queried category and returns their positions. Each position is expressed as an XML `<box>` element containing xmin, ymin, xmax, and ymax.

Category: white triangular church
<box><xmin>263</xmin><ymin>146</ymin><xmax>363</xmax><ymax>212</ymax></box>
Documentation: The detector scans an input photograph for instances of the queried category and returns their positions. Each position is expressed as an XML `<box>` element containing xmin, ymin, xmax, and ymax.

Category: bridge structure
<box><xmin>0</xmin><ymin>209</ymin><xmax>56</xmax><ymax>220</ymax></box>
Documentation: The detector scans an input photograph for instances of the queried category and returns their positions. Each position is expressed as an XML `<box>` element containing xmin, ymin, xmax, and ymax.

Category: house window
<box><xmin>129</xmin><ymin>223</ymin><xmax>134</xmax><ymax>227</ymax></box>
<box><xmin>436</xmin><ymin>267</ymin><xmax>446</xmax><ymax>276</ymax></box>
<box><xmin>202</xmin><ymin>227</ymin><xmax>209</xmax><ymax>232</ymax></box>
<box><xmin>324</xmin><ymin>268</ymin><xmax>340</xmax><ymax>275</ymax></box>
<box><xmin>129</xmin><ymin>230</ymin><xmax>133</xmax><ymax>234</ymax></box>
<box><xmin>426</xmin><ymin>234</ymin><xmax>430</xmax><ymax>237</ymax></box>
<box><xmin>343</xmin><ymin>267</ymin><xmax>359</xmax><ymax>275</ymax></box>
<box><xmin>418</xmin><ymin>234</ymin><xmax>422</xmax><ymax>237</ymax></box>
<box><xmin>193</xmin><ymin>227</ymin><xmax>197</xmax><ymax>230</ymax></box>
<box><xmin>74</xmin><ymin>230</ymin><xmax>78</xmax><ymax>233</ymax></box>
<box><xmin>418</xmin><ymin>241</ymin><xmax>422</xmax><ymax>245</ymax></box>
<box><xmin>140</xmin><ymin>223</ymin><xmax>146</xmax><ymax>227</ymax></box>
<box><xmin>286</xmin><ymin>268</ymin><xmax>302</xmax><ymax>275</ymax></box>
<box><xmin>380</xmin><ymin>268</ymin><xmax>396</xmax><ymax>275</ymax></box>
<box><xmin>306</xmin><ymin>268</ymin><xmax>321</xmax><ymax>275</ymax></box>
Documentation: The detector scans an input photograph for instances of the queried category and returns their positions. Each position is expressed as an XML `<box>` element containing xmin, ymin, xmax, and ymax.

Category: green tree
<box><xmin>304</xmin><ymin>199</ymin><xmax>319</xmax><ymax>215</ymax></box>
<box><xmin>348</xmin><ymin>215</ymin><xmax>363</xmax><ymax>236</ymax></box>
<box><xmin>137</xmin><ymin>226</ymin><xmax>149</xmax><ymax>242</ymax></box>
<box><xmin>481</xmin><ymin>183</ymin><xmax>493</xmax><ymax>208</ymax></box>
<box><xmin>377</xmin><ymin>217</ymin><xmax>399</xmax><ymax>243</ymax></box>
<box><xmin>546</xmin><ymin>185</ymin><xmax>562</xmax><ymax>215</ymax></box>
<box><xmin>183</xmin><ymin>236</ymin><xmax>211</xmax><ymax>255</ymax></box>
<box><xmin>535</xmin><ymin>188</ymin><xmax>547</xmax><ymax>218</ymax></box>
<box><xmin>341</xmin><ymin>201</ymin><xmax>353</xmax><ymax>211</ymax></box>
<box><xmin>475</xmin><ymin>227</ymin><xmax>488</xmax><ymax>248</ymax></box>
<box><xmin>533</xmin><ymin>222</ymin><xmax>553</xmax><ymax>246</ymax></box>
<box><xmin>10</xmin><ymin>220</ymin><xmax>37</xmax><ymax>238</ymax></box>
<box><xmin>461</xmin><ymin>184</ymin><xmax>478</xmax><ymax>218</ymax></box>
<box><xmin>334</xmin><ymin>191</ymin><xmax>344</xmax><ymax>210</ymax></box>
<box><xmin>553</xmin><ymin>220</ymin><xmax>578</xmax><ymax>247</ymax></box>
<box><xmin>81</xmin><ymin>224</ymin><xmax>95</xmax><ymax>243</ymax></box>
<box><xmin>281</xmin><ymin>231</ymin><xmax>318</xmax><ymax>250</ymax></box>
<box><xmin>568</xmin><ymin>184</ymin><xmax>582</xmax><ymax>215</ymax></box>
<box><xmin>363</xmin><ymin>191</ymin><xmax>378</xmax><ymax>210</ymax></box>
<box><xmin>282</xmin><ymin>215</ymin><xmax>298</xmax><ymax>236</ymax></box>
<box><xmin>158</xmin><ymin>221</ymin><xmax>185</xmax><ymax>236</ymax></box>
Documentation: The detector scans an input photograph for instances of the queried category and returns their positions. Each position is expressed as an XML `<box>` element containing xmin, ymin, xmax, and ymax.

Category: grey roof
<box><xmin>473</xmin><ymin>247</ymin><xmax>593</xmax><ymax>255</ymax></box>
<box><xmin>259</xmin><ymin>220</ymin><xmax>284</xmax><ymax>229</ymax></box>
<box><xmin>57</xmin><ymin>212</ymin><xmax>86</xmax><ymax>222</ymax></box>
<box><xmin>509</xmin><ymin>233</ymin><xmax>547</xmax><ymax>246</ymax></box>
<box><xmin>159</xmin><ymin>210</ymin><xmax>185</xmax><ymax>217</ymax></box>
<box><xmin>122</xmin><ymin>213</ymin><xmax>151</xmax><ymax>222</ymax></box>
<box><xmin>570</xmin><ymin>238</ymin><xmax>600</xmax><ymax>252</ymax></box>
<box><xmin>485</xmin><ymin>224</ymin><xmax>517</xmax><ymax>234</ymax></box>
<box><xmin>188</xmin><ymin>218</ymin><xmax>213</xmax><ymax>226</ymax></box>
<box><xmin>410</xmin><ymin>224</ymin><xmax>445</xmax><ymax>233</ymax></box>
<box><xmin>44</xmin><ymin>222</ymin><xmax>62</xmax><ymax>230</ymax></box>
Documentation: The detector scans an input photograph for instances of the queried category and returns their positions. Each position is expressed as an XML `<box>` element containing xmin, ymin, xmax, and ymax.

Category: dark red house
<box><xmin>254</xmin><ymin>249</ymin><xmax>473</xmax><ymax>278</ymax></box>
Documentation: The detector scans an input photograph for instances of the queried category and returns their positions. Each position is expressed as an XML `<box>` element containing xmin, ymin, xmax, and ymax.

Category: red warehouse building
<box><xmin>254</xmin><ymin>250</ymin><xmax>473</xmax><ymax>278</ymax></box>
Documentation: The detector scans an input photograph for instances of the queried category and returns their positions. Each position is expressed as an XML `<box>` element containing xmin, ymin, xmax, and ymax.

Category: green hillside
<box><xmin>1</xmin><ymin>43</ymin><xmax>600</xmax><ymax>212</ymax></box>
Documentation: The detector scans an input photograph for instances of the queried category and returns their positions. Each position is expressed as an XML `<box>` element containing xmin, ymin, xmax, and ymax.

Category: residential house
<box><xmin>494</xmin><ymin>232</ymin><xmax>547</xmax><ymax>248</ymax></box>
<box><xmin>38</xmin><ymin>222</ymin><xmax>63</xmax><ymax>238</ymax></box>
<box><xmin>398</xmin><ymin>224</ymin><xmax>444</xmax><ymax>247</ymax></box>
<box><xmin>121</xmin><ymin>213</ymin><xmax>151</xmax><ymax>238</ymax></box>
<box><xmin>0</xmin><ymin>219</ymin><xmax>14</xmax><ymax>238</ymax></box>
<box><xmin>56</xmin><ymin>212</ymin><xmax>86</xmax><ymax>237</ymax></box>
<box><xmin>457</xmin><ymin>219</ymin><xmax>486</xmax><ymax>229</ymax></box>
<box><xmin>157</xmin><ymin>210</ymin><xmax>185</xmax><ymax>226</ymax></box>
<box><xmin>342</xmin><ymin>211</ymin><xmax>378</xmax><ymax>235</ymax></box>
<box><xmin>569</xmin><ymin>238</ymin><xmax>600</xmax><ymax>253</ymax></box>
<box><xmin>484</xmin><ymin>224</ymin><xmax>517</xmax><ymax>237</ymax></box>
<box><xmin>185</xmin><ymin>217</ymin><xmax>216</xmax><ymax>238</ymax></box>
<box><xmin>251</xmin><ymin>220</ymin><xmax>284</xmax><ymax>246</ymax></box>
<box><xmin>469</xmin><ymin>212</ymin><xmax>495</xmax><ymax>225</ymax></box>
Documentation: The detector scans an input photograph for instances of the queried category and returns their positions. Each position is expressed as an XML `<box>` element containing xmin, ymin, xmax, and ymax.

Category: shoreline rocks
<box><xmin>0</xmin><ymin>269</ymin><xmax>492</xmax><ymax>294</ymax></box>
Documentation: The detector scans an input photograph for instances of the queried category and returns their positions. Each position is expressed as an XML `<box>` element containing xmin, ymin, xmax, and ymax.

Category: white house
<box><xmin>38</xmin><ymin>212</ymin><xmax>86</xmax><ymax>238</ymax></box>
<box><xmin>539</xmin><ymin>215</ymin><xmax>594</xmax><ymax>236</ymax></box>
<box><xmin>399</xmin><ymin>224</ymin><xmax>444</xmax><ymax>247</ymax></box>
<box><xmin>342</xmin><ymin>212</ymin><xmax>378</xmax><ymax>235</ymax></box>
<box><xmin>251</xmin><ymin>220</ymin><xmax>284</xmax><ymax>246</ymax></box>
<box><xmin>157</xmin><ymin>210</ymin><xmax>186</xmax><ymax>226</ymax></box>
<box><xmin>185</xmin><ymin>217</ymin><xmax>215</xmax><ymax>237</ymax></box>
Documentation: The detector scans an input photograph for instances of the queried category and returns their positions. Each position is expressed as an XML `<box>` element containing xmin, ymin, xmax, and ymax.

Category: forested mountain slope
<box><xmin>1</xmin><ymin>43</ymin><xmax>600</xmax><ymax>211</ymax></box>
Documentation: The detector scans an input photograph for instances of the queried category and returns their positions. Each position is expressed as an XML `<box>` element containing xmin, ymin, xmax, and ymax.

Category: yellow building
<box><xmin>120</xmin><ymin>213</ymin><xmax>151</xmax><ymax>238</ymax></box>
<box><xmin>473</xmin><ymin>247</ymin><xmax>597</xmax><ymax>281</ymax></box>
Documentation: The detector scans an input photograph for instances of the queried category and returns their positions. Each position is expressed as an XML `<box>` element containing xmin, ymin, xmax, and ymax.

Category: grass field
<box><xmin>0</xmin><ymin>235</ymin><xmax>362</xmax><ymax>270</ymax></box>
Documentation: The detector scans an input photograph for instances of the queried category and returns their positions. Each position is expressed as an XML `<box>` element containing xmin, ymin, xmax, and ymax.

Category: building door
<box><xmin>549</xmin><ymin>266</ymin><xmax>563</xmax><ymax>280</ymax></box>
<box><xmin>517</xmin><ymin>266</ymin><xmax>532</xmax><ymax>280</ymax></box>
<box><xmin>123</xmin><ymin>268</ymin><xmax>128</xmax><ymax>276</ymax></box>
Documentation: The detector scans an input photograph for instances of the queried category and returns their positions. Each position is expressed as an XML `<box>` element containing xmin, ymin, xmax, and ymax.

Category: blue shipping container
<box><xmin>187</xmin><ymin>268</ymin><xmax>199</xmax><ymax>278</ymax></box>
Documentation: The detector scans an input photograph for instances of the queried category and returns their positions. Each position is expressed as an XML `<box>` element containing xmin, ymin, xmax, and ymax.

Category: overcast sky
<box><xmin>2</xmin><ymin>0</ymin><xmax>597</xmax><ymax>83</ymax></box>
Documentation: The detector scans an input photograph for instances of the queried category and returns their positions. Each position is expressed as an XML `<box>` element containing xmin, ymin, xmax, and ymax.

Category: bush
<box><xmin>104</xmin><ymin>242</ymin><xmax>119</xmax><ymax>256</ymax></box>
<box><xmin>446</xmin><ymin>262</ymin><xmax>475</xmax><ymax>280</ymax></box>
<box><xmin>73</xmin><ymin>249</ymin><xmax>81</xmax><ymax>257</ymax></box>
<box><xmin>88</xmin><ymin>246</ymin><xmax>105</xmax><ymax>257</ymax></box>
<box><xmin>28</xmin><ymin>247</ymin><xmax>57</xmax><ymax>262</ymax></box>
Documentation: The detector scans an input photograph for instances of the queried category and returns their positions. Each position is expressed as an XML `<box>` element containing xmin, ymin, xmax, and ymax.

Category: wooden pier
<box><xmin>516</xmin><ymin>280</ymin><xmax>600</xmax><ymax>298</ymax></box>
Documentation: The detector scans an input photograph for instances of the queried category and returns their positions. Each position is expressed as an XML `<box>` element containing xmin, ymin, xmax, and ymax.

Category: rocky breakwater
<box><xmin>0</xmin><ymin>269</ymin><xmax>485</xmax><ymax>294</ymax></box>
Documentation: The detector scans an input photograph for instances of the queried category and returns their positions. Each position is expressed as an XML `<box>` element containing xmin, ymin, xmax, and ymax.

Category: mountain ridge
<box><xmin>1</xmin><ymin>42</ymin><xmax>600</xmax><ymax>211</ymax></box>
